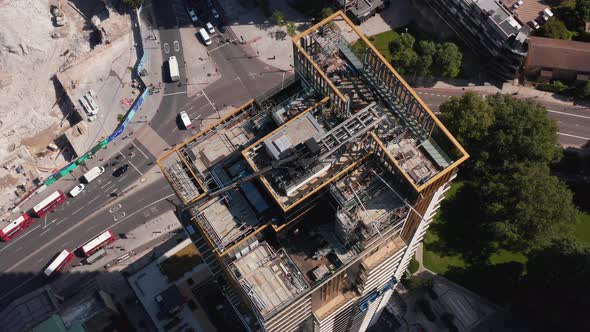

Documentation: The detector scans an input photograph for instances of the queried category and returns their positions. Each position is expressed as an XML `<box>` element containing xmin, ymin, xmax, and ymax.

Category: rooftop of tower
<box><xmin>157</xmin><ymin>10</ymin><xmax>468</xmax><ymax>325</ymax></box>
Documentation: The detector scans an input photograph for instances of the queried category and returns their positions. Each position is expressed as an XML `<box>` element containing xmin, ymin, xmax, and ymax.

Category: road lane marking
<box><xmin>207</xmin><ymin>39</ymin><xmax>236</xmax><ymax>53</ymax></box>
<box><xmin>547</xmin><ymin>109</ymin><xmax>590</xmax><ymax>120</ymax></box>
<box><xmin>0</xmin><ymin>225</ymin><xmax>41</xmax><ymax>255</ymax></box>
<box><xmin>72</xmin><ymin>207</ymin><xmax>84</xmax><ymax>215</ymax></box>
<box><xmin>202</xmin><ymin>90</ymin><xmax>216</xmax><ymax>111</ymax></box>
<box><xmin>132</xmin><ymin>141</ymin><xmax>150</xmax><ymax>160</ymax></box>
<box><xmin>39</xmin><ymin>228</ymin><xmax>52</xmax><ymax>237</ymax></box>
<box><xmin>104</xmin><ymin>183</ymin><xmax>116</xmax><ymax>193</ymax></box>
<box><xmin>76</xmin><ymin>193</ymin><xmax>176</xmax><ymax>252</ymax></box>
<box><xmin>56</xmin><ymin>217</ymin><xmax>69</xmax><ymax>225</ymax></box>
<box><xmin>558</xmin><ymin>132</ymin><xmax>590</xmax><ymax>140</ymax></box>
<box><xmin>15</xmin><ymin>246</ymin><xmax>23</xmax><ymax>252</ymax></box>
<box><xmin>88</xmin><ymin>196</ymin><xmax>100</xmax><ymax>204</ymax></box>
<box><xmin>100</xmin><ymin>180</ymin><xmax>113</xmax><ymax>189</ymax></box>
<box><xmin>43</xmin><ymin>219</ymin><xmax>57</xmax><ymax>229</ymax></box>
<box><xmin>162</xmin><ymin>91</ymin><xmax>186</xmax><ymax>97</ymax></box>
<box><xmin>127</xmin><ymin>160</ymin><xmax>143</xmax><ymax>176</ymax></box>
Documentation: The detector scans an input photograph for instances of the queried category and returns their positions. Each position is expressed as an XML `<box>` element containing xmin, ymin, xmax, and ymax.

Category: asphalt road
<box><xmin>0</xmin><ymin>139</ymin><xmax>179</xmax><ymax>307</ymax></box>
<box><xmin>150</xmin><ymin>6</ymin><xmax>288</xmax><ymax>144</ymax></box>
<box><xmin>415</xmin><ymin>88</ymin><xmax>590</xmax><ymax>148</ymax></box>
<box><xmin>0</xmin><ymin>0</ymin><xmax>287</xmax><ymax>310</ymax></box>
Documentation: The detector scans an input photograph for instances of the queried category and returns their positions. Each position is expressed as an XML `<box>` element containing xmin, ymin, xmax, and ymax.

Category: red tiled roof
<box><xmin>525</xmin><ymin>36</ymin><xmax>590</xmax><ymax>73</ymax></box>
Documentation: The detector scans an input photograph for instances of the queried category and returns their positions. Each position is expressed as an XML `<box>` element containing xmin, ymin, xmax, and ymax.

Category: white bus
<box><xmin>168</xmin><ymin>56</ymin><xmax>180</xmax><ymax>82</ymax></box>
<box><xmin>81</xmin><ymin>166</ymin><xmax>105</xmax><ymax>183</ymax></box>
<box><xmin>84</xmin><ymin>93</ymin><xmax>99</xmax><ymax>113</ymax></box>
<box><xmin>78</xmin><ymin>96</ymin><xmax>95</xmax><ymax>115</ymax></box>
<box><xmin>81</xmin><ymin>230</ymin><xmax>116</xmax><ymax>257</ymax></box>
<box><xmin>44</xmin><ymin>249</ymin><xmax>74</xmax><ymax>277</ymax></box>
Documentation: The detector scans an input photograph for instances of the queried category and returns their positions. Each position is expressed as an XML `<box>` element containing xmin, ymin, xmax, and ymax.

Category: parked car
<box><xmin>218</xmin><ymin>24</ymin><xmax>226</xmax><ymax>33</ymax></box>
<box><xmin>529</xmin><ymin>20</ymin><xmax>540</xmax><ymax>29</ymax></box>
<box><xmin>68</xmin><ymin>184</ymin><xmax>85</xmax><ymax>197</ymax></box>
<box><xmin>206</xmin><ymin>22</ymin><xmax>215</xmax><ymax>34</ymax></box>
<box><xmin>512</xmin><ymin>0</ymin><xmax>523</xmax><ymax>9</ymax></box>
<box><xmin>113</xmin><ymin>164</ymin><xmax>129</xmax><ymax>177</ymax></box>
<box><xmin>541</xmin><ymin>7</ymin><xmax>553</xmax><ymax>22</ymax></box>
<box><xmin>211</xmin><ymin>8</ymin><xmax>219</xmax><ymax>19</ymax></box>
<box><xmin>188</xmin><ymin>8</ymin><xmax>198</xmax><ymax>22</ymax></box>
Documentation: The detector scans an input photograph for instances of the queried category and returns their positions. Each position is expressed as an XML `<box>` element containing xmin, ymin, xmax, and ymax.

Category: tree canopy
<box><xmin>388</xmin><ymin>33</ymin><xmax>462</xmax><ymax>78</ymax></box>
<box><xmin>441</xmin><ymin>93</ymin><xmax>561</xmax><ymax>177</ymax></box>
<box><xmin>577</xmin><ymin>0</ymin><xmax>590</xmax><ymax>22</ymax></box>
<box><xmin>432</xmin><ymin>42</ymin><xmax>462</xmax><ymax>78</ymax></box>
<box><xmin>440</xmin><ymin>93</ymin><xmax>574</xmax><ymax>250</ymax></box>
<box><xmin>539</xmin><ymin>17</ymin><xmax>572</xmax><ymax>40</ymax></box>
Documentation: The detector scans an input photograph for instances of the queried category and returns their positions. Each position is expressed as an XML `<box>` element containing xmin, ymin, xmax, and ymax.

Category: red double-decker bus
<box><xmin>44</xmin><ymin>249</ymin><xmax>74</xmax><ymax>277</ymax></box>
<box><xmin>32</xmin><ymin>190</ymin><xmax>67</xmax><ymax>217</ymax></box>
<box><xmin>0</xmin><ymin>213</ymin><xmax>34</xmax><ymax>241</ymax></box>
<box><xmin>81</xmin><ymin>230</ymin><xmax>116</xmax><ymax>257</ymax></box>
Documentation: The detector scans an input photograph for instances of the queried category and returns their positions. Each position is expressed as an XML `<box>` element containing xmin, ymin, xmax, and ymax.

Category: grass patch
<box><xmin>489</xmin><ymin>249</ymin><xmax>527</xmax><ymax>265</ymax></box>
<box><xmin>351</xmin><ymin>30</ymin><xmax>399</xmax><ymax>63</ymax></box>
<box><xmin>423</xmin><ymin>231</ymin><xmax>466</xmax><ymax>274</ymax></box>
<box><xmin>159</xmin><ymin>243</ymin><xmax>203</xmax><ymax>282</ymax></box>
<box><xmin>573</xmin><ymin>211</ymin><xmax>590</xmax><ymax>245</ymax></box>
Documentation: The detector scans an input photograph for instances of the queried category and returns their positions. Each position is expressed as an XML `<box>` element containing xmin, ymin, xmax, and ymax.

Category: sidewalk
<box><xmin>217</xmin><ymin>0</ymin><xmax>301</xmax><ymax>72</ymax></box>
<box><xmin>418</xmin><ymin>79</ymin><xmax>583</xmax><ymax>108</ymax></box>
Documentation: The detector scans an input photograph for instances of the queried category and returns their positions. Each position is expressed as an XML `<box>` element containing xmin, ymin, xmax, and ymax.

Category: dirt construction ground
<box><xmin>0</xmin><ymin>0</ymin><xmax>130</xmax><ymax>215</ymax></box>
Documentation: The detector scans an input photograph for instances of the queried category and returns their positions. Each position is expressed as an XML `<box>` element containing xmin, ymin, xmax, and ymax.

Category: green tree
<box><xmin>389</xmin><ymin>32</ymin><xmax>415</xmax><ymax>54</ymax></box>
<box><xmin>482</xmin><ymin>164</ymin><xmax>577</xmax><ymax>250</ymax></box>
<box><xmin>433</xmin><ymin>42</ymin><xmax>462</xmax><ymax>78</ymax></box>
<box><xmin>414</xmin><ymin>40</ymin><xmax>437</xmax><ymax>76</ymax></box>
<box><xmin>408</xmin><ymin>256</ymin><xmax>420</xmax><ymax>274</ymax></box>
<box><xmin>286</xmin><ymin>22</ymin><xmax>297</xmax><ymax>36</ymax></box>
<box><xmin>320</xmin><ymin>7</ymin><xmax>334</xmax><ymax>19</ymax></box>
<box><xmin>440</xmin><ymin>92</ymin><xmax>494</xmax><ymax>149</ymax></box>
<box><xmin>123</xmin><ymin>0</ymin><xmax>143</xmax><ymax>8</ymax></box>
<box><xmin>539</xmin><ymin>18</ymin><xmax>572</xmax><ymax>40</ymax></box>
<box><xmin>484</xmin><ymin>94</ymin><xmax>561</xmax><ymax>170</ymax></box>
<box><xmin>517</xmin><ymin>239</ymin><xmax>590</xmax><ymax>331</ymax></box>
<box><xmin>576</xmin><ymin>80</ymin><xmax>590</xmax><ymax>99</ymax></box>
<box><xmin>392</xmin><ymin>48</ymin><xmax>418</xmax><ymax>75</ymax></box>
<box><xmin>576</xmin><ymin>0</ymin><xmax>590</xmax><ymax>22</ymax></box>
<box><xmin>271</xmin><ymin>10</ymin><xmax>285</xmax><ymax>26</ymax></box>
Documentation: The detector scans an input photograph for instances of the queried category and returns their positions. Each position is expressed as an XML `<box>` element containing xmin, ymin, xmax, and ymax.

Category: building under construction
<box><xmin>157</xmin><ymin>11</ymin><xmax>468</xmax><ymax>332</ymax></box>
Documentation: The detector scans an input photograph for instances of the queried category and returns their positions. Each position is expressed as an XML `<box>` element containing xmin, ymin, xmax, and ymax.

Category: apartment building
<box><xmin>158</xmin><ymin>11</ymin><xmax>468</xmax><ymax>332</ymax></box>
<box><xmin>415</xmin><ymin>0</ymin><xmax>530</xmax><ymax>80</ymax></box>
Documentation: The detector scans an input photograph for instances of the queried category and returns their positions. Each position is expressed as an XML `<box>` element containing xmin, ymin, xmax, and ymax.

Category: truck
<box><xmin>168</xmin><ymin>56</ymin><xmax>180</xmax><ymax>82</ymax></box>
<box><xmin>81</xmin><ymin>166</ymin><xmax>105</xmax><ymax>183</ymax></box>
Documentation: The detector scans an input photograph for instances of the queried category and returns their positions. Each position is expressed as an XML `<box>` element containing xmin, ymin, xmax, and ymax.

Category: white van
<box><xmin>198</xmin><ymin>28</ymin><xmax>212</xmax><ymax>46</ymax></box>
<box><xmin>179</xmin><ymin>111</ymin><xmax>192</xmax><ymax>129</ymax></box>
<box><xmin>81</xmin><ymin>166</ymin><xmax>105</xmax><ymax>183</ymax></box>
<box><xmin>168</xmin><ymin>56</ymin><xmax>180</xmax><ymax>82</ymax></box>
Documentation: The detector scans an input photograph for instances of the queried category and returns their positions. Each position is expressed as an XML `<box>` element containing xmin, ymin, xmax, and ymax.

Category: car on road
<box><xmin>206</xmin><ymin>22</ymin><xmax>215</xmax><ymax>34</ymax></box>
<box><xmin>179</xmin><ymin>111</ymin><xmax>192</xmax><ymax>129</ymax></box>
<box><xmin>188</xmin><ymin>8</ymin><xmax>198</xmax><ymax>22</ymax></box>
<box><xmin>211</xmin><ymin>8</ymin><xmax>219</xmax><ymax>19</ymax></box>
<box><xmin>113</xmin><ymin>164</ymin><xmax>129</xmax><ymax>177</ymax></box>
<box><xmin>68</xmin><ymin>184</ymin><xmax>85</xmax><ymax>197</ymax></box>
